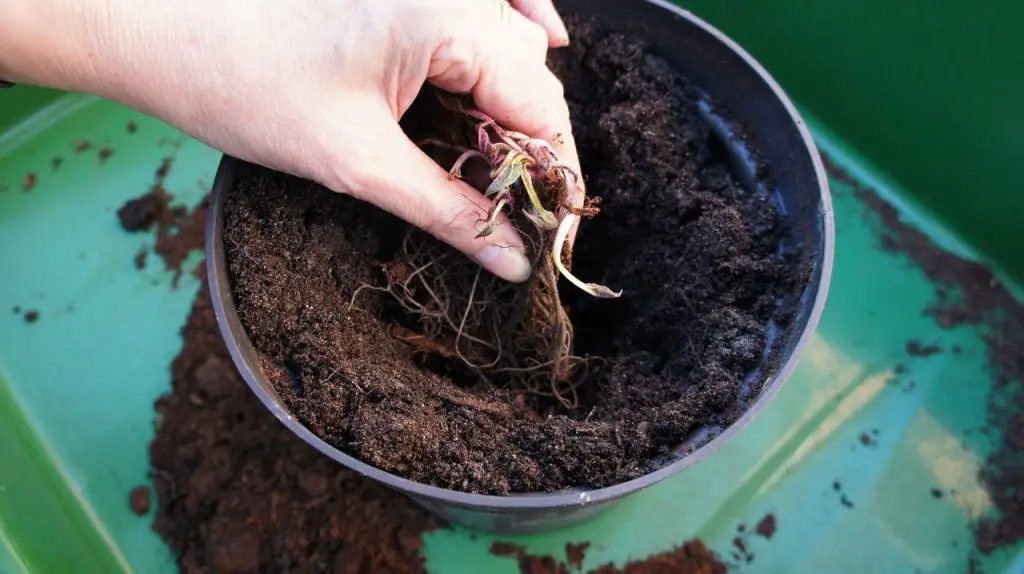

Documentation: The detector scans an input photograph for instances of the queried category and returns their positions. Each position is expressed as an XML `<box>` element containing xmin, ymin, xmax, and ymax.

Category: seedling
<box><xmin>423</xmin><ymin>93</ymin><xmax>620</xmax><ymax>300</ymax></box>
<box><xmin>354</xmin><ymin>89</ymin><xmax>621</xmax><ymax>410</ymax></box>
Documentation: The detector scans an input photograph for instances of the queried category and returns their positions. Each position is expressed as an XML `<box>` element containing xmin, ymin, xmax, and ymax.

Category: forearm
<box><xmin>0</xmin><ymin>1</ymin><xmax>105</xmax><ymax>91</ymax></box>
<box><xmin>0</xmin><ymin>0</ymin><xmax>198</xmax><ymax>125</ymax></box>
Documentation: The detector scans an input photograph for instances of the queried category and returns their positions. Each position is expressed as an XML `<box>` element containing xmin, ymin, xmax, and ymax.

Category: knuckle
<box><xmin>421</xmin><ymin>196</ymin><xmax>484</xmax><ymax>241</ymax></box>
<box><xmin>429</xmin><ymin>32</ymin><xmax>483</xmax><ymax>90</ymax></box>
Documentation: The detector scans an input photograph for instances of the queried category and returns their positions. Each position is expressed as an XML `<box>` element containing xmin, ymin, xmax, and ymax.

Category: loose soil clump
<box><xmin>133</xmin><ymin>153</ymin><xmax>442</xmax><ymax>573</ymax></box>
<box><xmin>129</xmin><ymin>485</ymin><xmax>150</xmax><ymax>516</ymax></box>
<box><xmin>149</xmin><ymin>282</ymin><xmax>443</xmax><ymax>573</ymax></box>
<box><xmin>117</xmin><ymin>156</ymin><xmax>208</xmax><ymax>285</ymax></box>
<box><xmin>223</xmin><ymin>14</ymin><xmax>807</xmax><ymax>494</ymax></box>
<box><xmin>490</xmin><ymin>540</ymin><xmax>728</xmax><ymax>574</ymax></box>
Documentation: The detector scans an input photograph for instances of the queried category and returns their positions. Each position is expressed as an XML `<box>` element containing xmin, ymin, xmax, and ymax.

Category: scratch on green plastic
<box><xmin>0</xmin><ymin>376</ymin><xmax>130</xmax><ymax>573</ymax></box>
<box><xmin>0</xmin><ymin>531</ymin><xmax>30</xmax><ymax>574</ymax></box>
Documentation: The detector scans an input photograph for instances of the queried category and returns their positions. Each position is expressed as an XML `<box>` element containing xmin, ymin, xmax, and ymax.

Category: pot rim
<box><xmin>206</xmin><ymin>0</ymin><xmax>835</xmax><ymax>511</ymax></box>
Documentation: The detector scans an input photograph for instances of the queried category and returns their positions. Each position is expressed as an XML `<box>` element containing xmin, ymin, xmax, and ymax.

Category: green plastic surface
<box><xmin>1</xmin><ymin>2</ymin><xmax>1023</xmax><ymax>571</ymax></box>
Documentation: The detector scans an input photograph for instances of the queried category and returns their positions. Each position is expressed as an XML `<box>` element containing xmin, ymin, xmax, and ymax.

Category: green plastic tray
<box><xmin>1</xmin><ymin>2</ymin><xmax>1022</xmax><ymax>572</ymax></box>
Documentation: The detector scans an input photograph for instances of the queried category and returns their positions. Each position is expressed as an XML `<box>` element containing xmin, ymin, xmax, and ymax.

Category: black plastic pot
<box><xmin>206</xmin><ymin>0</ymin><xmax>835</xmax><ymax>535</ymax></box>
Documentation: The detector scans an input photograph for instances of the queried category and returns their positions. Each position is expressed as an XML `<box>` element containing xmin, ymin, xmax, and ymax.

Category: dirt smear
<box><xmin>822</xmin><ymin>154</ymin><xmax>1024</xmax><ymax>559</ymax></box>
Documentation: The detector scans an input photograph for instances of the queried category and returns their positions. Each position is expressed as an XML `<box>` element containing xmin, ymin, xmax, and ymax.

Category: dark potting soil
<box><xmin>222</xmin><ymin>15</ymin><xmax>807</xmax><ymax>495</ymax></box>
<box><xmin>822</xmin><ymin>155</ymin><xmax>1024</xmax><ymax>559</ymax></box>
<box><xmin>117</xmin><ymin>156</ymin><xmax>208</xmax><ymax>286</ymax></box>
<box><xmin>133</xmin><ymin>154</ymin><xmax>442</xmax><ymax>573</ymax></box>
<box><xmin>129</xmin><ymin>485</ymin><xmax>151</xmax><ymax>516</ymax></box>
<box><xmin>490</xmin><ymin>540</ymin><xmax>728</xmax><ymax>574</ymax></box>
<box><xmin>149</xmin><ymin>282</ymin><xmax>444</xmax><ymax>573</ymax></box>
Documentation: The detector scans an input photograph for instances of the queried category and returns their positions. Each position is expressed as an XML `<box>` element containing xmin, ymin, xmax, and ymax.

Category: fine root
<box><xmin>354</xmin><ymin>88</ymin><xmax>621</xmax><ymax>410</ymax></box>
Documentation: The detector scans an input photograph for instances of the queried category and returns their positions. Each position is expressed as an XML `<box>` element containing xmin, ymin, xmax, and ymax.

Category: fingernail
<box><xmin>476</xmin><ymin>244</ymin><xmax>532</xmax><ymax>283</ymax></box>
<box><xmin>553</xmin><ymin>24</ymin><xmax>570</xmax><ymax>47</ymax></box>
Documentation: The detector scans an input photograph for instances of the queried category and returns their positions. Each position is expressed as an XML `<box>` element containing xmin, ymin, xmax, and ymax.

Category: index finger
<box><xmin>471</xmin><ymin>10</ymin><xmax>585</xmax><ymax>211</ymax></box>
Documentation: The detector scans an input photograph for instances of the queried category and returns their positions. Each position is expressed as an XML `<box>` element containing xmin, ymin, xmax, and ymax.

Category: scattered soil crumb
<box><xmin>755</xmin><ymin>514</ymin><xmax>777</xmax><ymax>539</ymax></box>
<box><xmin>134</xmin><ymin>248</ymin><xmax>148</xmax><ymax>270</ymax></box>
<box><xmin>566</xmin><ymin>542</ymin><xmax>590</xmax><ymax>569</ymax></box>
<box><xmin>731</xmin><ymin>537</ymin><xmax>753</xmax><ymax>564</ymax></box>
<box><xmin>74</xmin><ymin>141</ymin><xmax>92</xmax><ymax>153</ymax></box>
<box><xmin>118</xmin><ymin>188</ymin><xmax>168</xmax><ymax>232</ymax></box>
<box><xmin>736</xmin><ymin>524</ymin><xmax>746</xmax><ymax>533</ymax></box>
<box><xmin>491</xmin><ymin>540</ymin><xmax>727</xmax><ymax>574</ymax></box>
<box><xmin>840</xmin><ymin>495</ymin><xmax>854</xmax><ymax>509</ymax></box>
<box><xmin>592</xmin><ymin>541</ymin><xmax>728</xmax><ymax>574</ymax></box>
<box><xmin>98</xmin><ymin>147</ymin><xmax>115</xmax><ymax>163</ymax></box>
<box><xmin>905</xmin><ymin>340</ymin><xmax>942</xmax><ymax>357</ymax></box>
<box><xmin>129</xmin><ymin>485</ymin><xmax>151</xmax><ymax>515</ymax></box>
<box><xmin>51</xmin><ymin>157</ymin><xmax>63</xmax><ymax>171</ymax></box>
<box><xmin>22</xmin><ymin>172</ymin><xmax>36</xmax><ymax>192</ymax></box>
<box><xmin>23</xmin><ymin>310</ymin><xmax>38</xmax><ymax>323</ymax></box>
<box><xmin>149</xmin><ymin>280</ymin><xmax>443</xmax><ymax>573</ymax></box>
<box><xmin>127</xmin><ymin>121</ymin><xmax>138</xmax><ymax>134</ymax></box>
<box><xmin>931</xmin><ymin>488</ymin><xmax>944</xmax><ymax>500</ymax></box>
<box><xmin>490</xmin><ymin>543</ymin><xmax>519</xmax><ymax>558</ymax></box>
<box><xmin>155</xmin><ymin>157</ymin><xmax>173</xmax><ymax>180</ymax></box>
<box><xmin>118</xmin><ymin>156</ymin><xmax>205</xmax><ymax>285</ymax></box>
<box><xmin>859</xmin><ymin>432</ymin><xmax>878</xmax><ymax>447</ymax></box>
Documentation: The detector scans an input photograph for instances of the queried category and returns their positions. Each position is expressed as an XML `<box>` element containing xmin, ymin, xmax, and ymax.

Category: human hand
<box><xmin>0</xmin><ymin>0</ymin><xmax>581</xmax><ymax>283</ymax></box>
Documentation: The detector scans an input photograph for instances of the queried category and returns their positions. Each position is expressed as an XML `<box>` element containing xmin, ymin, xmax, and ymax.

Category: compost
<box><xmin>147</xmin><ymin>276</ymin><xmax>727</xmax><ymax>572</ymax></box>
<box><xmin>149</xmin><ymin>282</ymin><xmax>444</xmax><ymax>573</ymax></box>
<box><xmin>117</xmin><ymin>155</ymin><xmax>208</xmax><ymax>285</ymax></box>
<box><xmin>823</xmin><ymin>155</ymin><xmax>1024</xmax><ymax>561</ymax></box>
<box><xmin>490</xmin><ymin>539</ymin><xmax>728</xmax><ymax>574</ymax></box>
<box><xmin>222</xmin><ymin>14</ymin><xmax>806</xmax><ymax>495</ymax></box>
<box><xmin>120</xmin><ymin>152</ymin><xmax>444</xmax><ymax>573</ymax></box>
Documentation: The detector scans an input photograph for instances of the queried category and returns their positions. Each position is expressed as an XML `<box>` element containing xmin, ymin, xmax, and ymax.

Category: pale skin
<box><xmin>0</xmin><ymin>0</ymin><xmax>583</xmax><ymax>283</ymax></box>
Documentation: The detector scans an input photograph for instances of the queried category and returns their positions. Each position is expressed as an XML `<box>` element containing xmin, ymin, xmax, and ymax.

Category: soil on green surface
<box><xmin>149</xmin><ymin>282</ymin><xmax>444</xmax><ymax>573</ymax></box>
<box><xmin>222</xmin><ymin>14</ymin><xmax>808</xmax><ymax>495</ymax></box>
<box><xmin>129</xmin><ymin>485</ymin><xmax>150</xmax><ymax>516</ymax></box>
<box><xmin>117</xmin><ymin>155</ymin><xmax>208</xmax><ymax>286</ymax></box>
<box><xmin>490</xmin><ymin>540</ymin><xmax>728</xmax><ymax>573</ymax></box>
<box><xmin>21</xmin><ymin>172</ymin><xmax>36</xmax><ymax>192</ymax></box>
<box><xmin>823</xmin><ymin>155</ymin><xmax>1024</xmax><ymax>562</ymax></box>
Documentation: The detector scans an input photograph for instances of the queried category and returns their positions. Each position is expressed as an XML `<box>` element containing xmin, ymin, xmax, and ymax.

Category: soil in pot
<box><xmin>150</xmin><ymin>280</ymin><xmax>444</xmax><ymax>573</ymax></box>
<box><xmin>222</xmin><ymin>13</ymin><xmax>809</xmax><ymax>495</ymax></box>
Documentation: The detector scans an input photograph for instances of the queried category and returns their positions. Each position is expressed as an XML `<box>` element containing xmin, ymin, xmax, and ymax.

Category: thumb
<box><xmin>324</xmin><ymin>106</ymin><xmax>533</xmax><ymax>284</ymax></box>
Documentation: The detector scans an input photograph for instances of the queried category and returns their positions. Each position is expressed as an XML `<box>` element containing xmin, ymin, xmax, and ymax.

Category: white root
<box><xmin>552</xmin><ymin>213</ymin><xmax>622</xmax><ymax>299</ymax></box>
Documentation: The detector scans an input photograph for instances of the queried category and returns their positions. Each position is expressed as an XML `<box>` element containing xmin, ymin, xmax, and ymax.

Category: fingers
<box><xmin>472</xmin><ymin>9</ymin><xmax>585</xmax><ymax>209</ymax></box>
<box><xmin>509</xmin><ymin>0</ymin><xmax>569</xmax><ymax>47</ymax></box>
<box><xmin>324</xmin><ymin>105</ymin><xmax>532</xmax><ymax>284</ymax></box>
